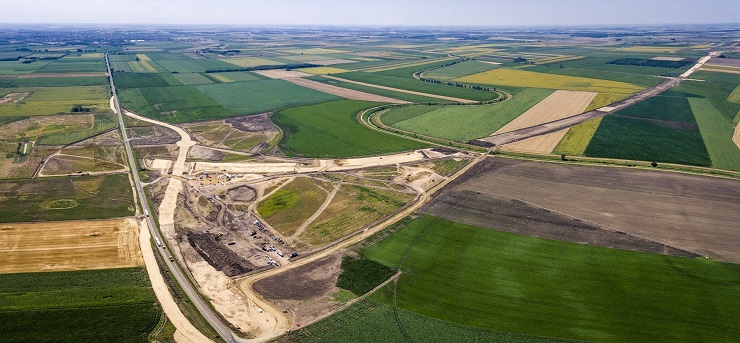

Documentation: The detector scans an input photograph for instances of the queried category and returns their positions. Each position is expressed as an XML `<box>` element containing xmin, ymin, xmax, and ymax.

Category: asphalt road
<box><xmin>105</xmin><ymin>55</ymin><xmax>242</xmax><ymax>343</ymax></box>
<box><xmin>473</xmin><ymin>51</ymin><xmax>720</xmax><ymax>147</ymax></box>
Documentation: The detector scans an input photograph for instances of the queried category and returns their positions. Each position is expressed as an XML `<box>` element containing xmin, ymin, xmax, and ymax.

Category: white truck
<box><xmin>144</xmin><ymin>210</ymin><xmax>150</xmax><ymax>217</ymax></box>
<box><xmin>154</xmin><ymin>237</ymin><xmax>162</xmax><ymax>247</ymax></box>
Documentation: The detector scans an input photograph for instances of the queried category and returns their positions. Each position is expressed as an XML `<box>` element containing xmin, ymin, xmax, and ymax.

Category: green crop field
<box><xmin>616</xmin><ymin>91</ymin><xmax>697</xmax><ymax>122</ymax></box>
<box><xmin>0</xmin><ymin>86</ymin><xmax>111</xmax><ymax>117</ymax></box>
<box><xmin>307</xmin><ymin>76</ymin><xmax>449</xmax><ymax>103</ymax></box>
<box><xmin>275</xmin><ymin>299</ymin><xmax>570</xmax><ymax>343</ymax></box>
<box><xmin>113</xmin><ymin>72</ymin><xmax>182</xmax><ymax>89</ymax></box>
<box><xmin>174</xmin><ymin>73</ymin><xmax>214</xmax><ymax>85</ymax></box>
<box><xmin>257</xmin><ymin>177</ymin><xmax>331</xmax><ymax>236</ymax></box>
<box><xmin>677</xmin><ymin>79</ymin><xmax>740</xmax><ymax>123</ymax></box>
<box><xmin>422</xmin><ymin>60</ymin><xmax>500</xmax><ymax>80</ymax></box>
<box><xmin>584</xmin><ymin>115</ymin><xmax>711</xmax><ymax>166</ymax></box>
<box><xmin>385</xmin><ymin>88</ymin><xmax>553</xmax><ymax>141</ymax></box>
<box><xmin>119</xmin><ymin>86</ymin><xmax>232</xmax><ymax>123</ymax></box>
<box><xmin>381</xmin><ymin>105</ymin><xmax>441</xmax><ymax>125</ymax></box>
<box><xmin>149</xmin><ymin>55</ymin><xmax>238</xmax><ymax>73</ymax></box>
<box><xmin>273</xmin><ymin>100</ymin><xmax>427</xmax><ymax>157</ymax></box>
<box><xmin>371</xmin><ymin>57</ymin><xmax>461</xmax><ymax>78</ymax></box>
<box><xmin>688</xmin><ymin>97</ymin><xmax>740</xmax><ymax>171</ymax></box>
<box><xmin>35</xmin><ymin>58</ymin><xmax>106</xmax><ymax>74</ymax></box>
<box><xmin>336</xmin><ymin>256</ymin><xmax>396</xmax><ymax>296</ymax></box>
<box><xmin>335</xmin><ymin>72</ymin><xmax>499</xmax><ymax>102</ymax></box>
<box><xmin>355</xmin><ymin>215</ymin><xmax>740</xmax><ymax>342</ymax></box>
<box><xmin>196</xmin><ymin>79</ymin><xmax>340</xmax><ymax>116</ymax></box>
<box><xmin>0</xmin><ymin>60</ymin><xmax>51</xmax><ymax>75</ymax></box>
<box><xmin>2</xmin><ymin>76</ymin><xmax>108</xmax><ymax>88</ymax></box>
<box><xmin>0</xmin><ymin>174</ymin><xmax>135</xmax><ymax>222</ymax></box>
<box><xmin>0</xmin><ymin>268</ymin><xmax>159</xmax><ymax>343</ymax></box>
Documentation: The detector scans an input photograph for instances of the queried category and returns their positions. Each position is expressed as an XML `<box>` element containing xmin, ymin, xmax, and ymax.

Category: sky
<box><xmin>0</xmin><ymin>0</ymin><xmax>738</xmax><ymax>26</ymax></box>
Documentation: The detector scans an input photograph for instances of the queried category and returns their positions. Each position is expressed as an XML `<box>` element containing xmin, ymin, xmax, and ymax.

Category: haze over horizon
<box><xmin>0</xmin><ymin>0</ymin><xmax>738</xmax><ymax>27</ymax></box>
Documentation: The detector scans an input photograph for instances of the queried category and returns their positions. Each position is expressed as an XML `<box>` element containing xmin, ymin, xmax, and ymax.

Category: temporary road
<box><xmin>105</xmin><ymin>54</ymin><xmax>245</xmax><ymax>343</ymax></box>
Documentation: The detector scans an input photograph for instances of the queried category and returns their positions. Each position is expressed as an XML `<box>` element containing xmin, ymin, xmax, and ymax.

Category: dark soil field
<box><xmin>430</xmin><ymin>157</ymin><xmax>740</xmax><ymax>262</ymax></box>
<box><xmin>253</xmin><ymin>254</ymin><xmax>341</xmax><ymax>300</ymax></box>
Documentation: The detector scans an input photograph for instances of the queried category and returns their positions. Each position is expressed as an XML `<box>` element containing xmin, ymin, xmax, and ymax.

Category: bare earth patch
<box><xmin>253</xmin><ymin>254</ymin><xmax>345</xmax><ymax>325</ymax></box>
<box><xmin>0</xmin><ymin>218</ymin><xmax>143</xmax><ymax>273</ymax></box>
<box><xmin>434</xmin><ymin>157</ymin><xmax>740</xmax><ymax>263</ymax></box>
<box><xmin>285</xmin><ymin>77</ymin><xmax>408</xmax><ymax>104</ymax></box>
<box><xmin>0</xmin><ymin>92</ymin><xmax>30</xmax><ymax>104</ymax></box>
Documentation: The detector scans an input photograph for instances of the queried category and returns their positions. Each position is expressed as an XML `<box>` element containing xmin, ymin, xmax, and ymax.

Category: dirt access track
<box><xmin>430</xmin><ymin>157</ymin><xmax>740</xmax><ymax>263</ymax></box>
<box><xmin>0</xmin><ymin>218</ymin><xmax>143</xmax><ymax>274</ymax></box>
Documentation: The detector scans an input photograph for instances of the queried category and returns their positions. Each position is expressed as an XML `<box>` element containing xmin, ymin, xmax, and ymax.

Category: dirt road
<box><xmin>138</xmin><ymin>219</ymin><xmax>213</xmax><ymax>343</ymax></box>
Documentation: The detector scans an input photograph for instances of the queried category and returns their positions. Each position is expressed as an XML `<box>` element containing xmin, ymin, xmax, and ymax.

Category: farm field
<box><xmin>436</xmin><ymin>157</ymin><xmax>740</xmax><ymax>262</ymax></box>
<box><xmin>359</xmin><ymin>214</ymin><xmax>740</xmax><ymax>342</ymax></box>
<box><xmin>146</xmin><ymin>53</ymin><xmax>238</xmax><ymax>73</ymax></box>
<box><xmin>119</xmin><ymin>85</ymin><xmax>232</xmax><ymax>123</ymax></box>
<box><xmin>306</xmin><ymin>76</ymin><xmax>446</xmax><ymax>103</ymax></box>
<box><xmin>0</xmin><ymin>86</ymin><xmax>111</xmax><ymax>117</ymax></box>
<box><xmin>552</xmin><ymin>117</ymin><xmax>603</xmax><ymax>155</ymax></box>
<box><xmin>257</xmin><ymin>177</ymin><xmax>332</xmax><ymax>237</ymax></box>
<box><xmin>384</xmin><ymin>88</ymin><xmax>553</xmax><ymax>141</ymax></box>
<box><xmin>456</xmin><ymin>68</ymin><xmax>644</xmax><ymax>93</ymax></box>
<box><xmin>689</xmin><ymin>97</ymin><xmax>740</xmax><ymax>170</ymax></box>
<box><xmin>421</xmin><ymin>60</ymin><xmax>500</xmax><ymax>80</ymax></box>
<box><xmin>494</xmin><ymin>90</ymin><xmax>596</xmax><ymax>154</ymax></box>
<box><xmin>2</xmin><ymin>75</ymin><xmax>108</xmax><ymax>87</ymax></box>
<box><xmin>112</xmin><ymin>72</ymin><xmax>182</xmax><ymax>89</ymax></box>
<box><xmin>196</xmin><ymin>79</ymin><xmax>340</xmax><ymax>116</ymax></box>
<box><xmin>301</xmin><ymin>184</ymin><xmax>414</xmax><ymax>248</ymax></box>
<box><xmin>273</xmin><ymin>100</ymin><xmax>427</xmax><ymax>157</ymax></box>
<box><xmin>274</xmin><ymin>299</ymin><xmax>568</xmax><ymax>343</ymax></box>
<box><xmin>584</xmin><ymin>91</ymin><xmax>712</xmax><ymax>166</ymax></box>
<box><xmin>0</xmin><ymin>174</ymin><xmax>135</xmax><ymax>222</ymax></box>
<box><xmin>0</xmin><ymin>218</ymin><xmax>142</xmax><ymax>273</ymax></box>
<box><xmin>0</xmin><ymin>268</ymin><xmax>159</xmax><ymax>343</ymax></box>
<box><xmin>220</xmin><ymin>57</ymin><xmax>284</xmax><ymax>68</ymax></box>
<box><xmin>334</xmin><ymin>72</ymin><xmax>499</xmax><ymax>102</ymax></box>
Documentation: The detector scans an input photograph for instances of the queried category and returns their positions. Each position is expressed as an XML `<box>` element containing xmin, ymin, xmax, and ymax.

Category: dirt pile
<box><xmin>187</xmin><ymin>233</ymin><xmax>254</xmax><ymax>276</ymax></box>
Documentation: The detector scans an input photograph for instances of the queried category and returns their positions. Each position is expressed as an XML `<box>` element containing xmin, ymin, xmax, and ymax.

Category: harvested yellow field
<box><xmin>553</xmin><ymin>117</ymin><xmax>604</xmax><ymax>155</ymax></box>
<box><xmin>701</xmin><ymin>67</ymin><xmax>740</xmax><ymax>75</ymax></box>
<box><xmin>495</xmin><ymin>90</ymin><xmax>597</xmax><ymax>154</ymax></box>
<box><xmin>128</xmin><ymin>61</ymin><xmax>156</xmax><ymax>72</ymax></box>
<box><xmin>284</xmin><ymin>77</ymin><xmax>408</xmax><ymax>104</ymax></box>
<box><xmin>0</xmin><ymin>218</ymin><xmax>143</xmax><ymax>274</ymax></box>
<box><xmin>210</xmin><ymin>73</ymin><xmax>232</xmax><ymax>82</ymax></box>
<box><xmin>254</xmin><ymin>69</ymin><xmax>312</xmax><ymax>79</ymax></box>
<box><xmin>727</xmin><ymin>85</ymin><xmax>740</xmax><ymax>104</ymax></box>
<box><xmin>457</xmin><ymin>68</ymin><xmax>643</xmax><ymax>94</ymax></box>
<box><xmin>135</xmin><ymin>53</ymin><xmax>151</xmax><ymax>61</ymax></box>
<box><xmin>221</xmin><ymin>57</ymin><xmax>283</xmax><ymax>68</ymax></box>
<box><xmin>298</xmin><ymin>67</ymin><xmax>350</xmax><ymax>75</ymax></box>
